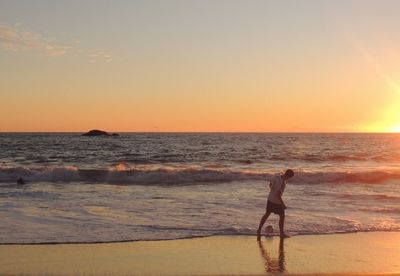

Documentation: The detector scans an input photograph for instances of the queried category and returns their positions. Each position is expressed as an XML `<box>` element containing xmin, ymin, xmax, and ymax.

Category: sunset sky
<box><xmin>1</xmin><ymin>0</ymin><xmax>400</xmax><ymax>132</ymax></box>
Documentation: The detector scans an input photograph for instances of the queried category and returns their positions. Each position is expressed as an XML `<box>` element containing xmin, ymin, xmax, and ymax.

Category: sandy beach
<box><xmin>1</xmin><ymin>232</ymin><xmax>399</xmax><ymax>275</ymax></box>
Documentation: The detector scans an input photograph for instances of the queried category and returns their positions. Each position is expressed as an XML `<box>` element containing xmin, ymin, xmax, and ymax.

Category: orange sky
<box><xmin>1</xmin><ymin>1</ymin><xmax>400</xmax><ymax>132</ymax></box>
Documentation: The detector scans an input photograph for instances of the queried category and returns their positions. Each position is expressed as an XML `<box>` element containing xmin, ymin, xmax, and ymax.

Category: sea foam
<box><xmin>1</xmin><ymin>165</ymin><xmax>399</xmax><ymax>185</ymax></box>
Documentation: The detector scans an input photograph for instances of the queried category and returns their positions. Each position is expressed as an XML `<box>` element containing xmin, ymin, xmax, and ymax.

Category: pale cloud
<box><xmin>0</xmin><ymin>24</ymin><xmax>112</xmax><ymax>61</ymax></box>
<box><xmin>89</xmin><ymin>52</ymin><xmax>113</xmax><ymax>63</ymax></box>
<box><xmin>0</xmin><ymin>24</ymin><xmax>69</xmax><ymax>56</ymax></box>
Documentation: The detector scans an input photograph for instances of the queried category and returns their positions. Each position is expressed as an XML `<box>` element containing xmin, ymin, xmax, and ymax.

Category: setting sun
<box><xmin>389</xmin><ymin>125</ymin><xmax>400</xmax><ymax>132</ymax></box>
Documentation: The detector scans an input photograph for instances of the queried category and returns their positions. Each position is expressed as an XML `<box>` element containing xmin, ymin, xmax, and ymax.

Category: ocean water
<box><xmin>0</xmin><ymin>133</ymin><xmax>399</xmax><ymax>244</ymax></box>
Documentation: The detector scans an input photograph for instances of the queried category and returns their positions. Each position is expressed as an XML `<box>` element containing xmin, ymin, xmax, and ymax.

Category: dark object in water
<box><xmin>82</xmin><ymin>130</ymin><xmax>119</xmax><ymax>137</ymax></box>
<box><xmin>265</xmin><ymin>225</ymin><xmax>274</xmax><ymax>234</ymax></box>
<box><xmin>17</xmin><ymin>177</ymin><xmax>25</xmax><ymax>185</ymax></box>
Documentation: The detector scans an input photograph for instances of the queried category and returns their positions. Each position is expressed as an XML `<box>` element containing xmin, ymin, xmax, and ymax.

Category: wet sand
<box><xmin>0</xmin><ymin>232</ymin><xmax>399</xmax><ymax>275</ymax></box>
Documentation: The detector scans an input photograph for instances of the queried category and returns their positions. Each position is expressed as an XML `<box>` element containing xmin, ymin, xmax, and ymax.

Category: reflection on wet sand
<box><xmin>258</xmin><ymin>238</ymin><xmax>286</xmax><ymax>273</ymax></box>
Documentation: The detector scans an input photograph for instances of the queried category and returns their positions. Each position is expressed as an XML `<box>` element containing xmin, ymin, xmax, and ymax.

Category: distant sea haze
<box><xmin>0</xmin><ymin>133</ymin><xmax>399</xmax><ymax>243</ymax></box>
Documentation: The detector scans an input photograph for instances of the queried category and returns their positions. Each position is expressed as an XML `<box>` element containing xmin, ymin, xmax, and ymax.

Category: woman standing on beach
<box><xmin>257</xmin><ymin>169</ymin><xmax>294</xmax><ymax>240</ymax></box>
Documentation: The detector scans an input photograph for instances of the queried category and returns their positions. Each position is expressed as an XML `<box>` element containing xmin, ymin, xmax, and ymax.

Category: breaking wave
<box><xmin>1</xmin><ymin>165</ymin><xmax>400</xmax><ymax>185</ymax></box>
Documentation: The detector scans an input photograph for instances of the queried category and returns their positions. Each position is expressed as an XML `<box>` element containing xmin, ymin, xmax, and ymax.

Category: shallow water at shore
<box><xmin>1</xmin><ymin>179</ymin><xmax>399</xmax><ymax>243</ymax></box>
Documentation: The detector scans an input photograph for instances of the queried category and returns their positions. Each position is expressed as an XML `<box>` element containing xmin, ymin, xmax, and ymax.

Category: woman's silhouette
<box><xmin>257</xmin><ymin>238</ymin><xmax>286</xmax><ymax>273</ymax></box>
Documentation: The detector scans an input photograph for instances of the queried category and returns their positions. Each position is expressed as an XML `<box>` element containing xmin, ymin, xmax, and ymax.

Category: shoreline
<box><xmin>1</xmin><ymin>232</ymin><xmax>400</xmax><ymax>275</ymax></box>
<box><xmin>1</xmin><ymin>229</ymin><xmax>399</xmax><ymax>245</ymax></box>
<box><xmin>0</xmin><ymin>230</ymin><xmax>400</xmax><ymax>246</ymax></box>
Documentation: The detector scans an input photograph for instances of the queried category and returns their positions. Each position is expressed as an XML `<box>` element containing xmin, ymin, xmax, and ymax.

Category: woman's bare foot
<box><xmin>257</xmin><ymin>231</ymin><xmax>261</xmax><ymax>241</ymax></box>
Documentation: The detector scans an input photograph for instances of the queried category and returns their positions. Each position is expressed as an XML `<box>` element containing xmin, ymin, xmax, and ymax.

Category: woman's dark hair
<box><xmin>284</xmin><ymin>169</ymin><xmax>294</xmax><ymax>178</ymax></box>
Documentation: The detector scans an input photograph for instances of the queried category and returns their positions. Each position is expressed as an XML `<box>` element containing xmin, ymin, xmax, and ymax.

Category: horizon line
<box><xmin>0</xmin><ymin>131</ymin><xmax>399</xmax><ymax>134</ymax></box>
